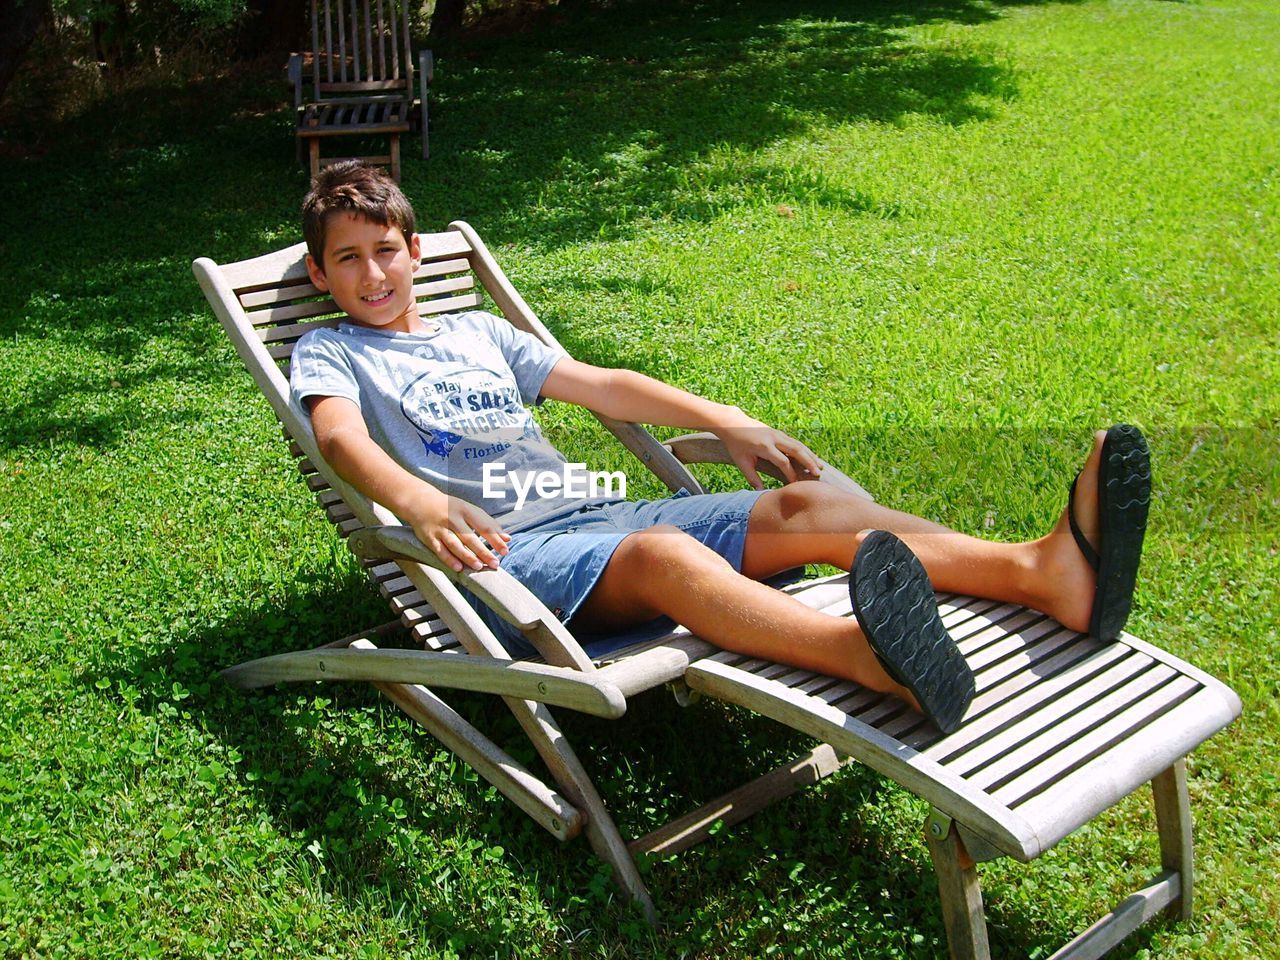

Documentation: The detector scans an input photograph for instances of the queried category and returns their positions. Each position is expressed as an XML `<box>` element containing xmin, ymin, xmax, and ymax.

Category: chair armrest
<box><xmin>347</xmin><ymin>524</ymin><xmax>598</xmax><ymax>672</ymax></box>
<box><xmin>349</xmin><ymin>524</ymin><xmax>547</xmax><ymax>628</ymax></box>
<box><xmin>223</xmin><ymin>645</ymin><xmax>627</xmax><ymax>718</ymax></box>
<box><xmin>662</xmin><ymin>431</ymin><xmax>876</xmax><ymax>501</ymax></box>
<box><xmin>288</xmin><ymin>53</ymin><xmax>303</xmax><ymax>110</ymax></box>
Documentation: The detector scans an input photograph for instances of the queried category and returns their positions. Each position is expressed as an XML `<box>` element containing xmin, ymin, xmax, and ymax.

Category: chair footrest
<box><xmin>684</xmin><ymin>583</ymin><xmax>1241</xmax><ymax>862</ymax></box>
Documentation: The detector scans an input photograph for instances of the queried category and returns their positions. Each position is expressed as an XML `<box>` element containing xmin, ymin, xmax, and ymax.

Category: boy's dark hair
<box><xmin>302</xmin><ymin>161</ymin><xmax>416</xmax><ymax>268</ymax></box>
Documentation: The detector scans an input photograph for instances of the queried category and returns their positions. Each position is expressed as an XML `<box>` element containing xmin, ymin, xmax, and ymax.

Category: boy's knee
<box><xmin>619</xmin><ymin>524</ymin><xmax>730</xmax><ymax>575</ymax></box>
<box><xmin>762</xmin><ymin>481</ymin><xmax>835</xmax><ymax>521</ymax></box>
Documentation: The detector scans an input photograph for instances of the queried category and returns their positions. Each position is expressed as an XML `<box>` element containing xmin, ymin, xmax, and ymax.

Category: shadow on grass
<box><xmin>97</xmin><ymin>569</ymin><xmax>1151</xmax><ymax>957</ymax></box>
<box><xmin>414</xmin><ymin>0</ymin><xmax>1030</xmax><ymax>244</ymax></box>
<box><xmin>0</xmin><ymin>0</ymin><xmax>1047</xmax><ymax>455</ymax></box>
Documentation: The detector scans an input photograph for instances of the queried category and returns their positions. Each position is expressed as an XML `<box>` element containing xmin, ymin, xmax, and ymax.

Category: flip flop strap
<box><xmin>1068</xmin><ymin>473</ymin><xmax>1100</xmax><ymax>571</ymax></box>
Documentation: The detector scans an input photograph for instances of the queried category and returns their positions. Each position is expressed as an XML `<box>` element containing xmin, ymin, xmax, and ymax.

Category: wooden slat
<box><xmin>377</xmin><ymin>573</ymin><xmax>414</xmax><ymax>596</ymax></box>
<box><xmin>1045</xmin><ymin>871</ymin><xmax>1180</xmax><ymax>960</ymax></box>
<box><xmin>322</xmin><ymin>0</ymin><xmax>332</xmax><ymax>84</ymax></box>
<box><xmin>223</xmin><ymin>645</ymin><xmax>625</xmax><ymax>718</ymax></box>
<box><xmin>364</xmin><ymin>0</ymin><xmax>374</xmax><ymax>82</ymax></box>
<box><xmin>938</xmin><ymin>651</ymin><xmax>1155</xmax><ymax>778</ymax></box>
<box><xmin>337</xmin><ymin>0</ymin><xmax>347</xmax><ymax>82</ymax></box>
<box><xmin>990</xmin><ymin>674</ymin><xmax>1196</xmax><ymax>805</ymax></box>
<box><xmin>629</xmin><ymin>745</ymin><xmax>846</xmax><ymax>858</ymax></box>
<box><xmin>318</xmin><ymin>79</ymin><xmax>410</xmax><ymax>93</ymax></box>
<box><xmin>240</xmin><ymin>256</ymin><xmax>470</xmax><ymax>310</ymax></box>
<box><xmin>350</xmin><ymin>0</ymin><xmax>361</xmax><ymax>79</ymax></box>
<box><xmin>967</xmin><ymin>626</ymin><xmax>1092</xmax><ymax>696</ymax></box>
<box><xmin>304</xmin><ymin>119</ymin><xmax>410</xmax><ymax>136</ymax></box>
<box><xmin>913</xmin><ymin>641</ymin><xmax>1133</xmax><ymax>753</ymax></box>
<box><xmin>325</xmin><ymin>501</ymin><xmax>355</xmax><ymax>524</ymax></box>
<box><xmin>420</xmin><ymin>292</ymin><xmax>485</xmax><ymax>316</ymax></box>
<box><xmin>376</xmin><ymin>0</ymin><xmax>387</xmax><ymax>78</ymax></box>
<box><xmin>251</xmin><ymin>274</ymin><xmax>476</xmax><ymax>332</ymax></box>
<box><xmin>967</xmin><ymin>664</ymin><xmax>1174</xmax><ymax>793</ymax></box>
<box><xmin>414</xmin><ymin>623</ymin><xmax>461</xmax><ymax>652</ymax></box>
<box><xmin>394</xmin><ymin>0</ymin><xmax>404</xmax><ymax>81</ymax></box>
<box><xmin>312</xmin><ymin>0</ymin><xmax>322</xmax><ymax>99</ymax></box>
<box><xmin>223</xmin><ymin>232</ymin><xmax>472</xmax><ymax>293</ymax></box>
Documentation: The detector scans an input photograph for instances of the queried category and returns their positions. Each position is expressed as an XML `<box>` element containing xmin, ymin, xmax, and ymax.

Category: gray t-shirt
<box><xmin>289</xmin><ymin>313</ymin><xmax>620</xmax><ymax>530</ymax></box>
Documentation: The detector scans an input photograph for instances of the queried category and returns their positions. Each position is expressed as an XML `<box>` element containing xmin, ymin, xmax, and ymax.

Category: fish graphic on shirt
<box><xmin>419</xmin><ymin>427</ymin><xmax>464</xmax><ymax>458</ymax></box>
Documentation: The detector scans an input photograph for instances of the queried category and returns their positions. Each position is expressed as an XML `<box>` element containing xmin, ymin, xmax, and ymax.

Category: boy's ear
<box><xmin>305</xmin><ymin>253</ymin><xmax>329</xmax><ymax>292</ymax></box>
<box><xmin>409</xmin><ymin>232</ymin><xmax>421</xmax><ymax>265</ymax></box>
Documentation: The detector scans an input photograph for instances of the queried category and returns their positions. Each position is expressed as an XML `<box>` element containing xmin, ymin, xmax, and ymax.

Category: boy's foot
<box><xmin>850</xmin><ymin>531</ymin><xmax>975</xmax><ymax>734</ymax></box>
<box><xmin>1062</xmin><ymin>424</ymin><xmax>1151</xmax><ymax>640</ymax></box>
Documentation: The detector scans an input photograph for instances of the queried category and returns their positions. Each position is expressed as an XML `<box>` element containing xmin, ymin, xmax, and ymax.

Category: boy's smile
<box><xmin>306</xmin><ymin>212</ymin><xmax>426</xmax><ymax>334</ymax></box>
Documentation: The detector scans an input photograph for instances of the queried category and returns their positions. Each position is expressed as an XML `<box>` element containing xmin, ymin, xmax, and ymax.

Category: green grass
<box><xmin>1</xmin><ymin>0</ymin><xmax>1277</xmax><ymax>956</ymax></box>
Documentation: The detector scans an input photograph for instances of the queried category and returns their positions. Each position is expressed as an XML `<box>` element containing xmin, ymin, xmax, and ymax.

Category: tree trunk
<box><xmin>0</xmin><ymin>0</ymin><xmax>51</xmax><ymax>107</ymax></box>
<box><xmin>245</xmin><ymin>0</ymin><xmax>307</xmax><ymax>56</ymax></box>
<box><xmin>429</xmin><ymin>0</ymin><xmax>466</xmax><ymax>40</ymax></box>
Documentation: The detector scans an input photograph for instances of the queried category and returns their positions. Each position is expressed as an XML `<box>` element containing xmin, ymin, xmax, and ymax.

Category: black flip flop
<box><xmin>1068</xmin><ymin>424</ymin><xmax>1151</xmax><ymax>641</ymax></box>
<box><xmin>849</xmin><ymin>531</ymin><xmax>975</xmax><ymax>734</ymax></box>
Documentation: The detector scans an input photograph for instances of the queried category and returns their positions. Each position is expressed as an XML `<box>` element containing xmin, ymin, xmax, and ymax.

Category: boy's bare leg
<box><xmin>740</xmin><ymin>431</ymin><xmax>1108</xmax><ymax>635</ymax></box>
<box><xmin>573</xmin><ymin>431</ymin><xmax>1110</xmax><ymax>703</ymax></box>
<box><xmin>572</xmin><ymin>523</ymin><xmax>923</xmax><ymax>707</ymax></box>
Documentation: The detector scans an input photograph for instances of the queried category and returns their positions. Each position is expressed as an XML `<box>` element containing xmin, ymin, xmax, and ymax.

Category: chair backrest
<box><xmin>194</xmin><ymin>222</ymin><xmax>704</xmax><ymax>665</ymax></box>
<box><xmin>195</xmin><ymin>221</ymin><xmax>703</xmax><ymax>493</ymax></box>
<box><xmin>231</xmin><ymin>231</ymin><xmax>482</xmax><ymax>377</ymax></box>
<box><xmin>308</xmin><ymin>0</ymin><xmax>415</xmax><ymax>99</ymax></box>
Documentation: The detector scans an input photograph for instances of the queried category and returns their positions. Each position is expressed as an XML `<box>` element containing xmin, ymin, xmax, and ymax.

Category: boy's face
<box><xmin>306</xmin><ymin>213</ymin><xmax>424</xmax><ymax>334</ymax></box>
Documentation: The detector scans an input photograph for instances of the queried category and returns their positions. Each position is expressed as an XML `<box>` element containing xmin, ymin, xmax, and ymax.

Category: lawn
<box><xmin>1</xmin><ymin>0</ymin><xmax>1277</xmax><ymax>956</ymax></box>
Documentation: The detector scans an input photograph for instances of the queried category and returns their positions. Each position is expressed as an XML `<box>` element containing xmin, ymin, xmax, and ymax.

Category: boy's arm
<box><xmin>307</xmin><ymin>395</ymin><xmax>510</xmax><ymax>572</ymax></box>
<box><xmin>540</xmin><ymin>358</ymin><xmax>821</xmax><ymax>489</ymax></box>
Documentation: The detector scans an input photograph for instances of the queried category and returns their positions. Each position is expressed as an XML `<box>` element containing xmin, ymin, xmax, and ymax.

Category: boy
<box><xmin>290</xmin><ymin>162</ymin><xmax>1150</xmax><ymax>734</ymax></box>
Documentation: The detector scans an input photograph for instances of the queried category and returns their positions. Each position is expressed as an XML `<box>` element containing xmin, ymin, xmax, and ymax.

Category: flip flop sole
<box><xmin>850</xmin><ymin>531</ymin><xmax>975</xmax><ymax>734</ymax></box>
<box><xmin>1093</xmin><ymin>425</ymin><xmax>1151</xmax><ymax>640</ymax></box>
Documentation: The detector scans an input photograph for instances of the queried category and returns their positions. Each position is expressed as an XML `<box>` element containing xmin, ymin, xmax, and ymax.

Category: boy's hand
<box><xmin>713</xmin><ymin>410</ymin><xmax>823</xmax><ymax>489</ymax></box>
<box><xmin>404</xmin><ymin>491</ymin><xmax>511</xmax><ymax>573</ymax></box>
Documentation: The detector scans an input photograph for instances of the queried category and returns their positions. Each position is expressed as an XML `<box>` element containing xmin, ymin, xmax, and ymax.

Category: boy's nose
<box><xmin>361</xmin><ymin>258</ymin><xmax>386</xmax><ymax>284</ymax></box>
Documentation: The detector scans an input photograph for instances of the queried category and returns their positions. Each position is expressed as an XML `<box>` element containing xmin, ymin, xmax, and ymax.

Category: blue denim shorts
<box><xmin>467</xmin><ymin>488</ymin><xmax>768</xmax><ymax>659</ymax></box>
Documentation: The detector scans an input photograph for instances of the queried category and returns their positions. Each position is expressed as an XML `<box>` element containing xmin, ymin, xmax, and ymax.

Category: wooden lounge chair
<box><xmin>288</xmin><ymin>0</ymin><xmax>432</xmax><ymax>182</ymax></box>
<box><xmin>193</xmin><ymin>225</ymin><xmax>1241</xmax><ymax>959</ymax></box>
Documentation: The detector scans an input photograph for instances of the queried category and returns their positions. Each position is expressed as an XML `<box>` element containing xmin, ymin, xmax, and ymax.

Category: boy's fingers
<box><xmin>428</xmin><ymin>537</ymin><xmax>465</xmax><ymax>572</ymax></box>
<box><xmin>739</xmin><ymin>460</ymin><xmax>764</xmax><ymax>490</ymax></box>
<box><xmin>462</xmin><ymin>531</ymin><xmax>500</xmax><ymax>568</ymax></box>
<box><xmin>767</xmin><ymin>448</ymin><xmax>799</xmax><ymax>483</ymax></box>
<box><xmin>440</xmin><ymin>530</ymin><xmax>483</xmax><ymax>571</ymax></box>
<box><xmin>778</xmin><ymin>436</ymin><xmax>822</xmax><ymax>476</ymax></box>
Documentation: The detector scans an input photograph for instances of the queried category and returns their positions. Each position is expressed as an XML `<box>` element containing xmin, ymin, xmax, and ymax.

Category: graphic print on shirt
<box><xmin>399</xmin><ymin>365</ymin><xmax>533</xmax><ymax>462</ymax></box>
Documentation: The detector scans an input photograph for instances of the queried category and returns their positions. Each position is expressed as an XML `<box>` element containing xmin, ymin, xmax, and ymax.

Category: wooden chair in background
<box><xmin>288</xmin><ymin>0</ymin><xmax>433</xmax><ymax>182</ymax></box>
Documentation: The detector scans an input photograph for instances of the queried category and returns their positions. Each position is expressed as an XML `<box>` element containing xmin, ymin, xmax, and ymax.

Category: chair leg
<box><xmin>925</xmin><ymin>813</ymin><xmax>992</xmax><ymax>960</ymax></box>
<box><xmin>1152</xmin><ymin>758</ymin><xmax>1194</xmax><ymax>922</ymax></box>
<box><xmin>309</xmin><ymin>139</ymin><xmax>321</xmax><ymax>181</ymax></box>
<box><xmin>507</xmin><ymin>698</ymin><xmax>657</xmax><ymax>924</ymax></box>
<box><xmin>390</xmin><ymin>134</ymin><xmax>401</xmax><ymax>183</ymax></box>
